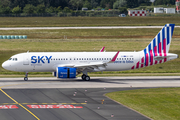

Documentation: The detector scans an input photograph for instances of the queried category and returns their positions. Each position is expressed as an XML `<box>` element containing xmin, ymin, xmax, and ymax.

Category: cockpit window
<box><xmin>9</xmin><ymin>58</ymin><xmax>18</xmax><ymax>61</ymax></box>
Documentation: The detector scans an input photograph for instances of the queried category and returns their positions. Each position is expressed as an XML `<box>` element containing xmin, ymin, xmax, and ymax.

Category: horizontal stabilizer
<box><xmin>154</xmin><ymin>54</ymin><xmax>178</xmax><ymax>61</ymax></box>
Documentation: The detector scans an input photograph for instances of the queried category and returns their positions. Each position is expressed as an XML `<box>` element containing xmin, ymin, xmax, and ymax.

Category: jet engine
<box><xmin>53</xmin><ymin>67</ymin><xmax>76</xmax><ymax>78</ymax></box>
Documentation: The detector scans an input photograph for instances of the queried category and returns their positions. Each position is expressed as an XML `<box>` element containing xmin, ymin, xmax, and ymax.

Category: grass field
<box><xmin>106</xmin><ymin>88</ymin><xmax>180</xmax><ymax>120</ymax></box>
<box><xmin>0</xmin><ymin>17</ymin><xmax>180</xmax><ymax>27</ymax></box>
<box><xmin>0</xmin><ymin>28</ymin><xmax>180</xmax><ymax>39</ymax></box>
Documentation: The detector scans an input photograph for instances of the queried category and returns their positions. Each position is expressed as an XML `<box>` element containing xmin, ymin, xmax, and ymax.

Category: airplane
<box><xmin>2</xmin><ymin>24</ymin><xmax>178</xmax><ymax>81</ymax></box>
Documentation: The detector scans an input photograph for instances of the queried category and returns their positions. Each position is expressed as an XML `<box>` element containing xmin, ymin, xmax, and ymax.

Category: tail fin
<box><xmin>144</xmin><ymin>24</ymin><xmax>175</xmax><ymax>55</ymax></box>
<box><xmin>132</xmin><ymin>24</ymin><xmax>175</xmax><ymax>70</ymax></box>
<box><xmin>143</xmin><ymin>24</ymin><xmax>175</xmax><ymax>65</ymax></box>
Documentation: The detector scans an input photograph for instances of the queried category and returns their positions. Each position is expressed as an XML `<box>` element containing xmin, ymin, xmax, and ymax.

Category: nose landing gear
<box><xmin>24</xmin><ymin>72</ymin><xmax>28</xmax><ymax>81</ymax></box>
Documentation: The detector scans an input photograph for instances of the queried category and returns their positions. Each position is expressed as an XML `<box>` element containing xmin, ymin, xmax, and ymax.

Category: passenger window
<box><xmin>79</xmin><ymin>58</ymin><xmax>81</xmax><ymax>60</ymax></box>
<box><xmin>84</xmin><ymin>58</ymin><xmax>86</xmax><ymax>60</ymax></box>
<box><xmin>94</xmin><ymin>58</ymin><xmax>96</xmax><ymax>60</ymax></box>
<box><xmin>89</xmin><ymin>58</ymin><xmax>91</xmax><ymax>60</ymax></box>
<box><xmin>15</xmin><ymin>58</ymin><xmax>17</xmax><ymax>61</ymax></box>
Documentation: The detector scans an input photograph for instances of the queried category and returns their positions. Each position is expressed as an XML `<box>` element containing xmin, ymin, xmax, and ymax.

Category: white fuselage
<box><xmin>2</xmin><ymin>52</ymin><xmax>141</xmax><ymax>72</ymax></box>
<box><xmin>2</xmin><ymin>51</ymin><xmax>178</xmax><ymax>73</ymax></box>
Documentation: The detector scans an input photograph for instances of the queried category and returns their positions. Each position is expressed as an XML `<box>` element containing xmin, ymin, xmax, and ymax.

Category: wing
<box><xmin>57</xmin><ymin>51</ymin><xmax>120</xmax><ymax>72</ymax></box>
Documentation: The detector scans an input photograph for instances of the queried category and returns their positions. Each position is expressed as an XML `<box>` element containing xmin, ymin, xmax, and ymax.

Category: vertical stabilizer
<box><xmin>143</xmin><ymin>24</ymin><xmax>175</xmax><ymax>66</ymax></box>
<box><xmin>144</xmin><ymin>24</ymin><xmax>175</xmax><ymax>55</ymax></box>
<box><xmin>132</xmin><ymin>24</ymin><xmax>175</xmax><ymax>70</ymax></box>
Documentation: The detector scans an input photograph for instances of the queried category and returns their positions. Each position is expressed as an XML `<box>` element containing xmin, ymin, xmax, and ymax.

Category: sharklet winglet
<box><xmin>99</xmin><ymin>47</ymin><xmax>105</xmax><ymax>52</ymax></box>
<box><xmin>109</xmin><ymin>51</ymin><xmax>120</xmax><ymax>63</ymax></box>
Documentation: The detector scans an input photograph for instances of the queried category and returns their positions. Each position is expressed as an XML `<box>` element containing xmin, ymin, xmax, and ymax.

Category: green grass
<box><xmin>1</xmin><ymin>17</ymin><xmax>180</xmax><ymax>27</ymax></box>
<box><xmin>0</xmin><ymin>28</ymin><xmax>180</xmax><ymax>39</ymax></box>
<box><xmin>106</xmin><ymin>88</ymin><xmax>180</xmax><ymax>120</ymax></box>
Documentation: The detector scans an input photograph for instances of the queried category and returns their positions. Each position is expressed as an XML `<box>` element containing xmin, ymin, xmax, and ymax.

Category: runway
<box><xmin>0</xmin><ymin>26</ymin><xmax>180</xmax><ymax>30</ymax></box>
<box><xmin>0</xmin><ymin>76</ymin><xmax>180</xmax><ymax>89</ymax></box>
<box><xmin>0</xmin><ymin>76</ymin><xmax>179</xmax><ymax>120</ymax></box>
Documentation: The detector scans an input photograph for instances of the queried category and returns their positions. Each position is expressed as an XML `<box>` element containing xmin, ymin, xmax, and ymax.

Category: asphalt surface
<box><xmin>0</xmin><ymin>88</ymin><xmax>150</xmax><ymax>120</ymax></box>
<box><xmin>0</xmin><ymin>76</ymin><xmax>180</xmax><ymax>89</ymax></box>
<box><xmin>1</xmin><ymin>76</ymin><xmax>180</xmax><ymax>120</ymax></box>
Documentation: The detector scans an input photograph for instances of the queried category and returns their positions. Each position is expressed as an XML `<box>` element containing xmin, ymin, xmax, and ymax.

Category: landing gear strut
<box><xmin>81</xmin><ymin>74</ymin><xmax>90</xmax><ymax>81</ymax></box>
<box><xmin>24</xmin><ymin>72</ymin><xmax>28</xmax><ymax>81</ymax></box>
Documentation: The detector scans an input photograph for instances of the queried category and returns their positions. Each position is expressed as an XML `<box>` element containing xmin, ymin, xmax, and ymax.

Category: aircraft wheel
<box><xmin>24</xmin><ymin>77</ymin><xmax>28</xmax><ymax>81</ymax></box>
<box><xmin>81</xmin><ymin>74</ymin><xmax>86</xmax><ymax>80</ymax></box>
<box><xmin>84</xmin><ymin>76</ymin><xmax>90</xmax><ymax>81</ymax></box>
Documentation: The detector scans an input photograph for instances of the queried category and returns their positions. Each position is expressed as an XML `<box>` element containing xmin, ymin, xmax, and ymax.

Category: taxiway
<box><xmin>0</xmin><ymin>76</ymin><xmax>179</xmax><ymax>120</ymax></box>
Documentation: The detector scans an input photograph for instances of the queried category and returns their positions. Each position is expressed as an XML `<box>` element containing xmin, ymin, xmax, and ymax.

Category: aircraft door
<box><xmin>23</xmin><ymin>54</ymin><xmax>29</xmax><ymax>65</ymax></box>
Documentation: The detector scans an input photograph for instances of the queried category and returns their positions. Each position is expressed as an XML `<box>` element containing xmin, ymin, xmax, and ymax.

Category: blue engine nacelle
<box><xmin>54</xmin><ymin>67</ymin><xmax>76</xmax><ymax>78</ymax></box>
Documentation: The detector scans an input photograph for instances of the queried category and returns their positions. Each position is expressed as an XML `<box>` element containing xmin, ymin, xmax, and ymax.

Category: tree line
<box><xmin>0</xmin><ymin>0</ymin><xmax>175</xmax><ymax>14</ymax></box>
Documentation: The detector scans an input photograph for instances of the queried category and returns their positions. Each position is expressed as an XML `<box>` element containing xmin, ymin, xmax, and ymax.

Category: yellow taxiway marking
<box><xmin>0</xmin><ymin>88</ymin><xmax>40</xmax><ymax>120</ymax></box>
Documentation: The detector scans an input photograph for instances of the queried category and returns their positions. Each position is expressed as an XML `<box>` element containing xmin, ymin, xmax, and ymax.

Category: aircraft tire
<box><xmin>24</xmin><ymin>77</ymin><xmax>28</xmax><ymax>81</ymax></box>
<box><xmin>81</xmin><ymin>74</ymin><xmax>86</xmax><ymax>80</ymax></box>
<box><xmin>84</xmin><ymin>76</ymin><xmax>90</xmax><ymax>81</ymax></box>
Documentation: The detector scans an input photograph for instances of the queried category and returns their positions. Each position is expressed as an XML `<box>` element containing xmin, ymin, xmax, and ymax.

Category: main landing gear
<box><xmin>81</xmin><ymin>74</ymin><xmax>90</xmax><ymax>81</ymax></box>
<box><xmin>24</xmin><ymin>72</ymin><xmax>28</xmax><ymax>81</ymax></box>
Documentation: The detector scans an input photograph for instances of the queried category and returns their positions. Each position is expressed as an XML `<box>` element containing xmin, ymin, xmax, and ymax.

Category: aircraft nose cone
<box><xmin>2</xmin><ymin>61</ymin><xmax>10</xmax><ymax>70</ymax></box>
